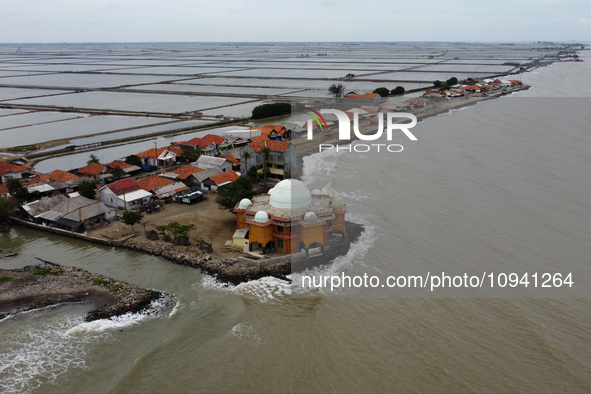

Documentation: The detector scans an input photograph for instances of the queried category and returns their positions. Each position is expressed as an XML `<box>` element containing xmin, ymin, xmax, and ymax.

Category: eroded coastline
<box><xmin>0</xmin><ymin>261</ymin><xmax>163</xmax><ymax>321</ymax></box>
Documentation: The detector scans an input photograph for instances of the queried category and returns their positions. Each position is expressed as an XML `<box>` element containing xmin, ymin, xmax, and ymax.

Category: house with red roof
<box><xmin>98</xmin><ymin>178</ymin><xmax>152</xmax><ymax>210</ymax></box>
<box><xmin>240</xmin><ymin>140</ymin><xmax>296</xmax><ymax>180</ymax></box>
<box><xmin>77</xmin><ymin>162</ymin><xmax>107</xmax><ymax>178</ymax></box>
<box><xmin>206</xmin><ymin>171</ymin><xmax>240</xmax><ymax>190</ymax></box>
<box><xmin>0</xmin><ymin>160</ymin><xmax>29</xmax><ymax>183</ymax></box>
<box><xmin>137</xmin><ymin>147</ymin><xmax>178</xmax><ymax>167</ymax></box>
<box><xmin>38</xmin><ymin>170</ymin><xmax>80</xmax><ymax>183</ymax></box>
<box><xmin>107</xmin><ymin>160</ymin><xmax>142</xmax><ymax>176</ymax></box>
<box><xmin>171</xmin><ymin>165</ymin><xmax>204</xmax><ymax>181</ymax></box>
<box><xmin>177</xmin><ymin>137</ymin><xmax>217</xmax><ymax>156</ymax></box>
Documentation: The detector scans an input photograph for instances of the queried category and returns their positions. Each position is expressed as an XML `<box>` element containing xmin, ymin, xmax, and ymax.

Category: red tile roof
<box><xmin>201</xmin><ymin>134</ymin><xmax>226</xmax><ymax>145</ymax></box>
<box><xmin>0</xmin><ymin>183</ymin><xmax>9</xmax><ymax>196</ymax></box>
<box><xmin>106</xmin><ymin>178</ymin><xmax>141</xmax><ymax>196</ymax></box>
<box><xmin>344</xmin><ymin>93</ymin><xmax>379</xmax><ymax>98</ymax></box>
<box><xmin>107</xmin><ymin>160</ymin><xmax>135</xmax><ymax>170</ymax></box>
<box><xmin>172</xmin><ymin>165</ymin><xmax>204</xmax><ymax>180</ymax></box>
<box><xmin>137</xmin><ymin>147</ymin><xmax>176</xmax><ymax>159</ymax></box>
<box><xmin>38</xmin><ymin>170</ymin><xmax>80</xmax><ymax>183</ymax></box>
<box><xmin>248</xmin><ymin>140</ymin><xmax>291</xmax><ymax>153</ymax></box>
<box><xmin>178</xmin><ymin>137</ymin><xmax>215</xmax><ymax>150</ymax></box>
<box><xmin>210</xmin><ymin>171</ymin><xmax>240</xmax><ymax>186</ymax></box>
<box><xmin>138</xmin><ymin>176</ymin><xmax>174</xmax><ymax>192</ymax></box>
<box><xmin>225</xmin><ymin>155</ymin><xmax>240</xmax><ymax>166</ymax></box>
<box><xmin>0</xmin><ymin>161</ymin><xmax>28</xmax><ymax>176</ymax></box>
<box><xmin>77</xmin><ymin>162</ymin><xmax>106</xmax><ymax>176</ymax></box>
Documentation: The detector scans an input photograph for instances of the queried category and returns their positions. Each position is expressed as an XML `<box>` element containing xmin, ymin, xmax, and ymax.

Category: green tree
<box><xmin>446</xmin><ymin>76</ymin><xmax>458</xmax><ymax>86</ymax></box>
<box><xmin>5</xmin><ymin>178</ymin><xmax>22</xmax><ymax>195</ymax></box>
<box><xmin>87</xmin><ymin>154</ymin><xmax>100</xmax><ymax>165</ymax></box>
<box><xmin>111</xmin><ymin>167</ymin><xmax>126</xmax><ymax>181</ymax></box>
<box><xmin>6</xmin><ymin>178</ymin><xmax>28</xmax><ymax>202</ymax></box>
<box><xmin>390</xmin><ymin>86</ymin><xmax>405</xmax><ymax>95</ymax></box>
<box><xmin>247</xmin><ymin>165</ymin><xmax>259</xmax><ymax>182</ymax></box>
<box><xmin>439</xmin><ymin>84</ymin><xmax>451</xmax><ymax>91</ymax></box>
<box><xmin>121</xmin><ymin>210</ymin><xmax>143</xmax><ymax>232</ymax></box>
<box><xmin>373</xmin><ymin>87</ymin><xmax>389</xmax><ymax>97</ymax></box>
<box><xmin>216</xmin><ymin>176</ymin><xmax>255</xmax><ymax>211</ymax></box>
<box><xmin>78</xmin><ymin>181</ymin><xmax>97</xmax><ymax>199</ymax></box>
<box><xmin>241</xmin><ymin>150</ymin><xmax>251</xmax><ymax>171</ymax></box>
<box><xmin>433</xmin><ymin>80</ymin><xmax>442</xmax><ymax>87</ymax></box>
<box><xmin>328</xmin><ymin>83</ymin><xmax>345</xmax><ymax>98</ymax></box>
<box><xmin>260</xmin><ymin>145</ymin><xmax>272</xmax><ymax>184</ymax></box>
<box><xmin>251</xmin><ymin>103</ymin><xmax>291</xmax><ymax>119</ymax></box>
<box><xmin>0</xmin><ymin>197</ymin><xmax>17</xmax><ymax>223</ymax></box>
<box><xmin>125</xmin><ymin>154</ymin><xmax>143</xmax><ymax>167</ymax></box>
<box><xmin>181</xmin><ymin>148</ymin><xmax>201</xmax><ymax>162</ymax></box>
<box><xmin>13</xmin><ymin>188</ymin><xmax>29</xmax><ymax>203</ymax></box>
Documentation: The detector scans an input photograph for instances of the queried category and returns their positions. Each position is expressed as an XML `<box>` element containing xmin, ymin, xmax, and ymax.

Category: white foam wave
<box><xmin>66</xmin><ymin>293</ymin><xmax>177</xmax><ymax>335</ymax></box>
<box><xmin>301</xmin><ymin>147</ymin><xmax>346</xmax><ymax>185</ymax></box>
<box><xmin>0</xmin><ymin>306</ymin><xmax>107</xmax><ymax>394</ymax></box>
<box><xmin>199</xmin><ymin>274</ymin><xmax>236</xmax><ymax>291</ymax></box>
<box><xmin>232</xmin><ymin>276</ymin><xmax>291</xmax><ymax>302</ymax></box>
<box><xmin>228</xmin><ymin>322</ymin><xmax>263</xmax><ymax>344</ymax></box>
<box><xmin>291</xmin><ymin>214</ymin><xmax>377</xmax><ymax>296</ymax></box>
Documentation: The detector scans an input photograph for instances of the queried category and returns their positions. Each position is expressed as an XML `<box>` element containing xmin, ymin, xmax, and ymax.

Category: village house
<box><xmin>240</xmin><ymin>140</ymin><xmax>296</xmax><ymax>181</ymax></box>
<box><xmin>0</xmin><ymin>160</ymin><xmax>29</xmax><ymax>183</ymax></box>
<box><xmin>20</xmin><ymin>194</ymin><xmax>115</xmax><ymax>232</ymax></box>
<box><xmin>76</xmin><ymin>162</ymin><xmax>108</xmax><ymax>182</ymax></box>
<box><xmin>187</xmin><ymin>168</ymin><xmax>223</xmax><ymax>191</ymax></box>
<box><xmin>137</xmin><ymin>175</ymin><xmax>187</xmax><ymax>199</ymax></box>
<box><xmin>137</xmin><ymin>147</ymin><xmax>179</xmax><ymax>167</ymax></box>
<box><xmin>98</xmin><ymin>178</ymin><xmax>152</xmax><ymax>210</ymax></box>
<box><xmin>233</xmin><ymin>179</ymin><xmax>346</xmax><ymax>254</ymax></box>
<box><xmin>176</xmin><ymin>137</ymin><xmax>217</xmax><ymax>157</ymax></box>
<box><xmin>107</xmin><ymin>160</ymin><xmax>142</xmax><ymax>177</ymax></box>
<box><xmin>205</xmin><ymin>170</ymin><xmax>240</xmax><ymax>191</ymax></box>
<box><xmin>196</xmin><ymin>156</ymin><xmax>232</xmax><ymax>173</ymax></box>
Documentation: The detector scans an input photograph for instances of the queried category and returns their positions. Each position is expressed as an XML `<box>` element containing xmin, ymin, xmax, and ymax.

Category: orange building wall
<box><xmin>300</xmin><ymin>223</ymin><xmax>325</xmax><ymax>249</ymax></box>
<box><xmin>332</xmin><ymin>212</ymin><xmax>346</xmax><ymax>235</ymax></box>
<box><xmin>236</xmin><ymin>212</ymin><xmax>247</xmax><ymax>229</ymax></box>
<box><xmin>249</xmin><ymin>223</ymin><xmax>274</xmax><ymax>247</ymax></box>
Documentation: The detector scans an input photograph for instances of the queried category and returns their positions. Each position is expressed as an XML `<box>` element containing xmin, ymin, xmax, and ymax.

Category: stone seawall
<box><xmin>123</xmin><ymin>221</ymin><xmax>364</xmax><ymax>285</ymax></box>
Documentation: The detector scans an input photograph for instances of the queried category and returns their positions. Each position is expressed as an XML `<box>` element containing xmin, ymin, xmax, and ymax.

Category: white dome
<box><xmin>331</xmin><ymin>200</ymin><xmax>344</xmax><ymax>211</ymax></box>
<box><xmin>303</xmin><ymin>211</ymin><xmax>319</xmax><ymax>222</ymax></box>
<box><xmin>269</xmin><ymin>179</ymin><xmax>311</xmax><ymax>209</ymax></box>
<box><xmin>238</xmin><ymin>198</ymin><xmax>252</xmax><ymax>209</ymax></box>
<box><xmin>254</xmin><ymin>210</ymin><xmax>269</xmax><ymax>223</ymax></box>
<box><xmin>311</xmin><ymin>189</ymin><xmax>322</xmax><ymax>195</ymax></box>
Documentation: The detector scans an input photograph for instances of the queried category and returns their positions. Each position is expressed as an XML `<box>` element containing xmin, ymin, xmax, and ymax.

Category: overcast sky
<box><xmin>1</xmin><ymin>0</ymin><xmax>589</xmax><ymax>43</ymax></box>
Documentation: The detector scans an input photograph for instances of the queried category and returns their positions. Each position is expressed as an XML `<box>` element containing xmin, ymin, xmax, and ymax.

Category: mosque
<box><xmin>233</xmin><ymin>179</ymin><xmax>346</xmax><ymax>254</ymax></box>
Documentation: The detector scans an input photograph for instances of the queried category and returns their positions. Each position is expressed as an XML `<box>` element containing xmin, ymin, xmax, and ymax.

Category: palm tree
<box><xmin>87</xmin><ymin>154</ymin><xmax>100</xmax><ymax>165</ymax></box>
<box><xmin>328</xmin><ymin>83</ymin><xmax>345</xmax><ymax>98</ymax></box>
<box><xmin>241</xmin><ymin>150</ymin><xmax>251</xmax><ymax>173</ymax></box>
<box><xmin>260</xmin><ymin>146</ymin><xmax>271</xmax><ymax>185</ymax></box>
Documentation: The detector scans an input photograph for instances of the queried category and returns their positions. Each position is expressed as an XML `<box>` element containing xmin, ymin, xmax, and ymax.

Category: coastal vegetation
<box><xmin>251</xmin><ymin>103</ymin><xmax>291</xmax><ymax>119</ymax></box>
<box><xmin>78</xmin><ymin>180</ymin><xmax>97</xmax><ymax>199</ymax></box>
<box><xmin>391</xmin><ymin>86</ymin><xmax>405</xmax><ymax>95</ymax></box>
<box><xmin>121</xmin><ymin>210</ymin><xmax>143</xmax><ymax>232</ymax></box>
<box><xmin>181</xmin><ymin>148</ymin><xmax>201</xmax><ymax>162</ymax></box>
<box><xmin>216</xmin><ymin>176</ymin><xmax>254</xmax><ymax>211</ymax></box>
<box><xmin>125</xmin><ymin>154</ymin><xmax>143</xmax><ymax>167</ymax></box>
<box><xmin>87</xmin><ymin>154</ymin><xmax>100</xmax><ymax>165</ymax></box>
<box><xmin>328</xmin><ymin>83</ymin><xmax>345</xmax><ymax>98</ymax></box>
<box><xmin>372</xmin><ymin>87</ymin><xmax>390</xmax><ymax>97</ymax></box>
<box><xmin>0</xmin><ymin>197</ymin><xmax>17</xmax><ymax>223</ymax></box>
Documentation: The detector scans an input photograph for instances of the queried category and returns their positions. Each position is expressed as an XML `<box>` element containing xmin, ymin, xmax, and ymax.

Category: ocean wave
<box><xmin>231</xmin><ymin>276</ymin><xmax>291</xmax><ymax>302</ymax></box>
<box><xmin>0</xmin><ymin>305</ymin><xmax>106</xmax><ymax>394</ymax></box>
